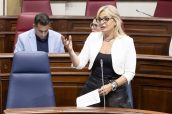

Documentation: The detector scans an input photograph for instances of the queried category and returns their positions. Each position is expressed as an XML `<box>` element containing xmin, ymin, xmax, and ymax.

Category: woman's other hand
<box><xmin>99</xmin><ymin>83</ymin><xmax>112</xmax><ymax>96</ymax></box>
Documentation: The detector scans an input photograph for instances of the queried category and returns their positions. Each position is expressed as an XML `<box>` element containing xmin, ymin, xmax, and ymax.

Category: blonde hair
<box><xmin>96</xmin><ymin>5</ymin><xmax>126</xmax><ymax>36</ymax></box>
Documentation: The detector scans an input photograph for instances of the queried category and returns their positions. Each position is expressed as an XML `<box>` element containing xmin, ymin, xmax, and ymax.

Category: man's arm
<box><xmin>14</xmin><ymin>36</ymin><xmax>24</xmax><ymax>53</ymax></box>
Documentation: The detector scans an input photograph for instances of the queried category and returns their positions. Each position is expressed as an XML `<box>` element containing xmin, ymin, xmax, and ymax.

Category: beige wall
<box><xmin>0</xmin><ymin>0</ymin><xmax>3</xmax><ymax>15</ymax></box>
<box><xmin>7</xmin><ymin>0</ymin><xmax>21</xmax><ymax>15</ymax></box>
<box><xmin>51</xmin><ymin>1</ymin><xmax>156</xmax><ymax>17</ymax></box>
<box><xmin>1</xmin><ymin>1</ymin><xmax>157</xmax><ymax>17</ymax></box>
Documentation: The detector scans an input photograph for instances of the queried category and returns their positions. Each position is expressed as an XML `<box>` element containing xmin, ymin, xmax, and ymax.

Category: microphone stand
<box><xmin>100</xmin><ymin>59</ymin><xmax>106</xmax><ymax>109</ymax></box>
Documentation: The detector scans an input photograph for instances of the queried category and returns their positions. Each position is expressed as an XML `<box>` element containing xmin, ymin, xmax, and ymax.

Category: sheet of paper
<box><xmin>76</xmin><ymin>89</ymin><xmax>100</xmax><ymax>107</ymax></box>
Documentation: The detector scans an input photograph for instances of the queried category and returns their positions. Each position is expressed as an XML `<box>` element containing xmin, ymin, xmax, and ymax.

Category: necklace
<box><xmin>104</xmin><ymin>38</ymin><xmax>114</xmax><ymax>42</ymax></box>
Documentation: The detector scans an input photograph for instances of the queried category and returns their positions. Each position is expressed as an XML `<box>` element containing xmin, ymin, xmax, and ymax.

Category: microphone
<box><xmin>136</xmin><ymin>9</ymin><xmax>152</xmax><ymax>17</ymax></box>
<box><xmin>100</xmin><ymin>59</ymin><xmax>106</xmax><ymax>109</ymax></box>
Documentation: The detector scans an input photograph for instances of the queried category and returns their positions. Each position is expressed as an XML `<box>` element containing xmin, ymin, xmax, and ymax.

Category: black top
<box><xmin>36</xmin><ymin>33</ymin><xmax>49</xmax><ymax>52</ymax></box>
<box><xmin>80</xmin><ymin>52</ymin><xmax>131</xmax><ymax>108</ymax></box>
<box><xmin>91</xmin><ymin>52</ymin><xmax>119</xmax><ymax>80</ymax></box>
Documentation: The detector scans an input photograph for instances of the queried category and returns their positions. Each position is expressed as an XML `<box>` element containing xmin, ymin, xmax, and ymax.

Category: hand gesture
<box><xmin>61</xmin><ymin>35</ymin><xmax>73</xmax><ymax>52</ymax></box>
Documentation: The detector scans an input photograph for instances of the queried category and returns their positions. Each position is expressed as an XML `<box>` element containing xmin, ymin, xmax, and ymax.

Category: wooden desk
<box><xmin>0</xmin><ymin>32</ymin><xmax>171</xmax><ymax>55</ymax></box>
<box><xmin>4</xmin><ymin>107</ymin><xmax>167</xmax><ymax>114</ymax></box>
<box><xmin>1</xmin><ymin>16</ymin><xmax>172</xmax><ymax>34</ymax></box>
<box><xmin>0</xmin><ymin>16</ymin><xmax>172</xmax><ymax>55</ymax></box>
<box><xmin>0</xmin><ymin>53</ymin><xmax>172</xmax><ymax>113</ymax></box>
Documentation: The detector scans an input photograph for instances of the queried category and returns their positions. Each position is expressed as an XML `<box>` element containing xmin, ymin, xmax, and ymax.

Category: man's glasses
<box><xmin>96</xmin><ymin>16</ymin><xmax>113</xmax><ymax>23</ymax></box>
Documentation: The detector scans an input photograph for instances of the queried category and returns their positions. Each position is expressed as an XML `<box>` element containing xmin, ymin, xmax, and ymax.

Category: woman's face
<box><xmin>97</xmin><ymin>11</ymin><xmax>116</xmax><ymax>34</ymax></box>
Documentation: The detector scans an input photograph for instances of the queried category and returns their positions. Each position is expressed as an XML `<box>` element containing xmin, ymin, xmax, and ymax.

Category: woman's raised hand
<box><xmin>61</xmin><ymin>35</ymin><xmax>73</xmax><ymax>52</ymax></box>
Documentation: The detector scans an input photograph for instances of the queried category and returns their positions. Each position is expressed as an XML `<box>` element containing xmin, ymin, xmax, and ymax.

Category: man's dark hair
<box><xmin>34</xmin><ymin>13</ymin><xmax>50</xmax><ymax>26</ymax></box>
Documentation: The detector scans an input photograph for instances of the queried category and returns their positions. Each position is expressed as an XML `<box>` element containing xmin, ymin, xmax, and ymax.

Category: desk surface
<box><xmin>4</xmin><ymin>107</ymin><xmax>167</xmax><ymax>114</ymax></box>
<box><xmin>1</xmin><ymin>54</ymin><xmax>172</xmax><ymax>113</ymax></box>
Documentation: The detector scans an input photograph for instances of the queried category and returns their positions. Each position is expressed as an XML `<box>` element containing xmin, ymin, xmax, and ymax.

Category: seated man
<box><xmin>14</xmin><ymin>13</ymin><xmax>65</xmax><ymax>53</ymax></box>
<box><xmin>90</xmin><ymin>18</ymin><xmax>101</xmax><ymax>32</ymax></box>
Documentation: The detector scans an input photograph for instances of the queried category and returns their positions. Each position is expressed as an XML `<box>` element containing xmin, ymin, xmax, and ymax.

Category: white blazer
<box><xmin>76</xmin><ymin>32</ymin><xmax>136</xmax><ymax>83</ymax></box>
<box><xmin>14</xmin><ymin>29</ymin><xmax>65</xmax><ymax>53</ymax></box>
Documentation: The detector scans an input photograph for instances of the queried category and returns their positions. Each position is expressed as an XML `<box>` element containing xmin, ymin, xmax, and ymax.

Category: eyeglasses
<box><xmin>96</xmin><ymin>16</ymin><xmax>113</xmax><ymax>23</ymax></box>
<box><xmin>90</xmin><ymin>23</ymin><xmax>98</xmax><ymax>28</ymax></box>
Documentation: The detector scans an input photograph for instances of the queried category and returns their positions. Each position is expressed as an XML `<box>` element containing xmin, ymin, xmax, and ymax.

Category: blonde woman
<box><xmin>62</xmin><ymin>5</ymin><xmax>136</xmax><ymax>108</ymax></box>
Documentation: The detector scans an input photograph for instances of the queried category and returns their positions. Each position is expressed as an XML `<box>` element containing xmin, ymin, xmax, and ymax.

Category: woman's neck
<box><xmin>103</xmin><ymin>31</ymin><xmax>117</xmax><ymax>42</ymax></box>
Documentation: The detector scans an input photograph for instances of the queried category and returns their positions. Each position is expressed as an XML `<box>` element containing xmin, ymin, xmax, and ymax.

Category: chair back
<box><xmin>14</xmin><ymin>12</ymin><xmax>37</xmax><ymax>47</ymax></box>
<box><xmin>154</xmin><ymin>0</ymin><xmax>172</xmax><ymax>18</ymax></box>
<box><xmin>21</xmin><ymin>0</ymin><xmax>52</xmax><ymax>15</ymax></box>
<box><xmin>85</xmin><ymin>0</ymin><xmax>117</xmax><ymax>16</ymax></box>
<box><xmin>6</xmin><ymin>51</ymin><xmax>55</xmax><ymax>108</ymax></box>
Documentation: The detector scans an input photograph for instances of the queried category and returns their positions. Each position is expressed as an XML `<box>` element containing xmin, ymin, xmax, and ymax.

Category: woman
<box><xmin>62</xmin><ymin>5</ymin><xmax>136</xmax><ymax>108</ymax></box>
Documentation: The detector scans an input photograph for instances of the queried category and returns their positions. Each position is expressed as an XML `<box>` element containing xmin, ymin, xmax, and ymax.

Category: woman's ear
<box><xmin>114</xmin><ymin>20</ymin><xmax>117</xmax><ymax>28</ymax></box>
<box><xmin>114</xmin><ymin>23</ymin><xmax>117</xmax><ymax>27</ymax></box>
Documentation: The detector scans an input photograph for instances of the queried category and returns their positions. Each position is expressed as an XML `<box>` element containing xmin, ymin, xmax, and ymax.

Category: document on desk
<box><xmin>76</xmin><ymin>89</ymin><xmax>100</xmax><ymax>107</ymax></box>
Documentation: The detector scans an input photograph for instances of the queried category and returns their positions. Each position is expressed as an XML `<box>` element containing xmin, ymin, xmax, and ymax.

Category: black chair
<box><xmin>6</xmin><ymin>51</ymin><xmax>55</xmax><ymax>108</ymax></box>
